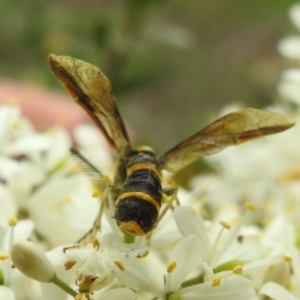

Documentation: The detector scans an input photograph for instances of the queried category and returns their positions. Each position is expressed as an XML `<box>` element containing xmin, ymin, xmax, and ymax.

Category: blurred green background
<box><xmin>0</xmin><ymin>0</ymin><xmax>297</xmax><ymax>153</ymax></box>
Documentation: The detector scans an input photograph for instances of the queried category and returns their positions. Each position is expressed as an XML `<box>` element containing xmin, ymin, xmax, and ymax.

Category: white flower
<box><xmin>259</xmin><ymin>246</ymin><xmax>300</xmax><ymax>300</ymax></box>
<box><xmin>260</xmin><ymin>282</ymin><xmax>298</xmax><ymax>300</ymax></box>
<box><xmin>10</xmin><ymin>240</ymin><xmax>56</xmax><ymax>282</ymax></box>
<box><xmin>73</xmin><ymin>123</ymin><xmax>114</xmax><ymax>178</ymax></box>
<box><xmin>192</xmin><ymin>108</ymin><xmax>299</xmax><ymax>225</ymax></box>
<box><xmin>0</xmin><ymin>104</ymin><xmax>62</xmax><ymax>163</ymax></box>
<box><xmin>289</xmin><ymin>4</ymin><xmax>300</xmax><ymax>32</ymax></box>
<box><xmin>277</xmin><ymin>4</ymin><xmax>300</xmax><ymax>103</ymax></box>
<box><xmin>278</xmin><ymin>4</ymin><xmax>300</xmax><ymax>60</ymax></box>
<box><xmin>278</xmin><ymin>36</ymin><xmax>300</xmax><ymax>60</ymax></box>
<box><xmin>174</xmin><ymin>206</ymin><xmax>266</xmax><ymax>269</ymax></box>
<box><xmin>0</xmin><ymin>286</ymin><xmax>16</xmax><ymax>300</ymax></box>
<box><xmin>278</xmin><ymin>69</ymin><xmax>300</xmax><ymax>104</ymax></box>
<box><xmin>110</xmin><ymin>235</ymin><xmax>255</xmax><ymax>300</ymax></box>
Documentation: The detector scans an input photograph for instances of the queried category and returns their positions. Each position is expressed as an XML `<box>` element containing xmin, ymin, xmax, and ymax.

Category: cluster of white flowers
<box><xmin>278</xmin><ymin>4</ymin><xmax>300</xmax><ymax>105</ymax></box>
<box><xmin>2</xmin><ymin>4</ymin><xmax>300</xmax><ymax>300</ymax></box>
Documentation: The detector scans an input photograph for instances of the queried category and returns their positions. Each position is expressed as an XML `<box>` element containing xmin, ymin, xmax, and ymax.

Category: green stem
<box><xmin>51</xmin><ymin>275</ymin><xmax>78</xmax><ymax>297</ymax></box>
<box><xmin>124</xmin><ymin>234</ymin><xmax>135</xmax><ymax>244</ymax></box>
<box><xmin>180</xmin><ymin>273</ymin><xmax>204</xmax><ymax>288</ymax></box>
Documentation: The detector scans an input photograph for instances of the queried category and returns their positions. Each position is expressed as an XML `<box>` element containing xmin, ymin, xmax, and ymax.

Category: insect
<box><xmin>48</xmin><ymin>54</ymin><xmax>294</xmax><ymax>243</ymax></box>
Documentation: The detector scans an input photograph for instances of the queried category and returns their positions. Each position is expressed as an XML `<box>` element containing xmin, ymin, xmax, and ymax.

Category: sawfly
<box><xmin>48</xmin><ymin>54</ymin><xmax>294</xmax><ymax>245</ymax></box>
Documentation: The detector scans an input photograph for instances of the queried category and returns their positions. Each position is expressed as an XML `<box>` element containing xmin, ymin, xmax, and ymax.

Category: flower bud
<box><xmin>10</xmin><ymin>240</ymin><xmax>56</xmax><ymax>282</ymax></box>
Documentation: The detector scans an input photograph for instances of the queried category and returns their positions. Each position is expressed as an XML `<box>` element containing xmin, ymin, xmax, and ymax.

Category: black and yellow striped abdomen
<box><xmin>115</xmin><ymin>149</ymin><xmax>162</xmax><ymax>236</ymax></box>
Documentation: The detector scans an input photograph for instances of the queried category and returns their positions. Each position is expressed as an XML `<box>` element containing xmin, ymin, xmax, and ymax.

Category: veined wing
<box><xmin>48</xmin><ymin>54</ymin><xmax>132</xmax><ymax>158</ymax></box>
<box><xmin>70</xmin><ymin>148</ymin><xmax>109</xmax><ymax>192</ymax></box>
<box><xmin>160</xmin><ymin>108</ymin><xmax>294</xmax><ymax>173</ymax></box>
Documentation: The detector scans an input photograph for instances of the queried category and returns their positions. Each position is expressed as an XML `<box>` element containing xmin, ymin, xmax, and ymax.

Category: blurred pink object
<box><xmin>0</xmin><ymin>81</ymin><xmax>91</xmax><ymax>132</ymax></box>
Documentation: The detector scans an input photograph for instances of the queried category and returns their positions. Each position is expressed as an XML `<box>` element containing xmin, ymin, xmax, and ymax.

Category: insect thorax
<box><xmin>114</xmin><ymin>149</ymin><xmax>163</xmax><ymax>236</ymax></box>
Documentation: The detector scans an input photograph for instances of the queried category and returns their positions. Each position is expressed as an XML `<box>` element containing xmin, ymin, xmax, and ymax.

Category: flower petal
<box><xmin>278</xmin><ymin>36</ymin><xmax>300</xmax><ymax>59</ymax></box>
<box><xmin>98</xmin><ymin>288</ymin><xmax>136</xmax><ymax>300</ymax></box>
<box><xmin>290</xmin><ymin>4</ymin><xmax>300</xmax><ymax>31</ymax></box>
<box><xmin>179</xmin><ymin>276</ymin><xmax>255</xmax><ymax>300</ymax></box>
<box><xmin>259</xmin><ymin>282</ymin><xmax>298</xmax><ymax>300</ymax></box>
<box><xmin>110</xmin><ymin>252</ymin><xmax>163</xmax><ymax>296</ymax></box>
<box><xmin>174</xmin><ymin>206</ymin><xmax>210</xmax><ymax>261</ymax></box>
<box><xmin>0</xmin><ymin>286</ymin><xmax>16</xmax><ymax>300</ymax></box>
<box><xmin>10</xmin><ymin>240</ymin><xmax>56</xmax><ymax>283</ymax></box>
<box><xmin>167</xmin><ymin>235</ymin><xmax>203</xmax><ymax>291</ymax></box>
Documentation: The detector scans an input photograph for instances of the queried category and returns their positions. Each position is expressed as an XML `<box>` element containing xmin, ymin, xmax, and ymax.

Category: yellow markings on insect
<box><xmin>118</xmin><ymin>220</ymin><xmax>145</xmax><ymax>236</ymax></box>
<box><xmin>126</xmin><ymin>162</ymin><xmax>161</xmax><ymax>180</ymax></box>
<box><xmin>162</xmin><ymin>193</ymin><xmax>170</xmax><ymax>203</ymax></box>
<box><xmin>116</xmin><ymin>192</ymin><xmax>160</xmax><ymax>212</ymax></box>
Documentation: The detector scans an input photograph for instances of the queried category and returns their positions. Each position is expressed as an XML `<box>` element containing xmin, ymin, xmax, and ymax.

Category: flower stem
<box><xmin>180</xmin><ymin>273</ymin><xmax>204</xmax><ymax>288</ymax></box>
<box><xmin>52</xmin><ymin>275</ymin><xmax>78</xmax><ymax>297</ymax></box>
<box><xmin>124</xmin><ymin>234</ymin><xmax>135</xmax><ymax>244</ymax></box>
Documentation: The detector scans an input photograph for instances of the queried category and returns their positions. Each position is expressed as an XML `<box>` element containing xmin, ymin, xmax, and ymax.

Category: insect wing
<box><xmin>70</xmin><ymin>148</ymin><xmax>109</xmax><ymax>192</ymax></box>
<box><xmin>48</xmin><ymin>54</ymin><xmax>132</xmax><ymax>157</ymax></box>
<box><xmin>160</xmin><ymin>108</ymin><xmax>294</xmax><ymax>173</ymax></box>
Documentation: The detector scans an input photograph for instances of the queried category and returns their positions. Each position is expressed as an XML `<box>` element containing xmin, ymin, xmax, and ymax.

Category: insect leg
<box><xmin>146</xmin><ymin>186</ymin><xmax>178</xmax><ymax>246</ymax></box>
<box><xmin>63</xmin><ymin>185</ymin><xmax>111</xmax><ymax>252</ymax></box>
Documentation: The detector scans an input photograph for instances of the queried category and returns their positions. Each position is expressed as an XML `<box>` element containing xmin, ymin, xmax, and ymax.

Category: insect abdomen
<box><xmin>115</xmin><ymin>150</ymin><xmax>162</xmax><ymax>236</ymax></box>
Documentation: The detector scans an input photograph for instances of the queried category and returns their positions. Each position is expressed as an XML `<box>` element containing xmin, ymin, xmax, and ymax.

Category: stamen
<box><xmin>242</xmin><ymin>257</ymin><xmax>285</xmax><ymax>273</ymax></box>
<box><xmin>212</xmin><ymin>276</ymin><xmax>221</xmax><ymax>287</ymax></box>
<box><xmin>220</xmin><ymin>202</ymin><xmax>257</xmax><ymax>258</ymax></box>
<box><xmin>57</xmin><ymin>115</ymin><xmax>66</xmax><ymax>124</ymax></box>
<box><xmin>208</xmin><ymin>220</ymin><xmax>231</xmax><ymax>264</ymax></box>
<box><xmin>11</xmin><ymin>121</ymin><xmax>20</xmax><ymax>129</ymax></box>
<box><xmin>102</xmin><ymin>175</ymin><xmax>111</xmax><ymax>184</ymax></box>
<box><xmin>114</xmin><ymin>260</ymin><xmax>125</xmax><ymax>271</ymax></box>
<box><xmin>92</xmin><ymin>239</ymin><xmax>100</xmax><ymax>250</ymax></box>
<box><xmin>244</xmin><ymin>202</ymin><xmax>256</xmax><ymax>212</ymax></box>
<box><xmin>284</xmin><ymin>255</ymin><xmax>292</xmax><ymax>263</ymax></box>
<box><xmin>0</xmin><ymin>254</ymin><xmax>10</xmax><ymax>260</ymax></box>
<box><xmin>64</xmin><ymin>196</ymin><xmax>73</xmax><ymax>203</ymax></box>
<box><xmin>237</xmin><ymin>235</ymin><xmax>244</xmax><ymax>243</ymax></box>
<box><xmin>46</xmin><ymin>128</ymin><xmax>56</xmax><ymax>135</ymax></box>
<box><xmin>8</xmin><ymin>216</ymin><xmax>18</xmax><ymax>227</ymax></box>
<box><xmin>68</xmin><ymin>165</ymin><xmax>80</xmax><ymax>174</ymax></box>
<box><xmin>284</xmin><ymin>208</ymin><xmax>292</xmax><ymax>216</ymax></box>
<box><xmin>167</xmin><ymin>261</ymin><xmax>177</xmax><ymax>273</ymax></box>
<box><xmin>6</xmin><ymin>98</ymin><xmax>19</xmax><ymax>106</ymax></box>
<box><xmin>233</xmin><ymin>265</ymin><xmax>243</xmax><ymax>275</ymax></box>
<box><xmin>92</xmin><ymin>191</ymin><xmax>103</xmax><ymax>198</ymax></box>
<box><xmin>64</xmin><ymin>259</ymin><xmax>77</xmax><ymax>270</ymax></box>
<box><xmin>219</xmin><ymin>220</ymin><xmax>231</xmax><ymax>230</ymax></box>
